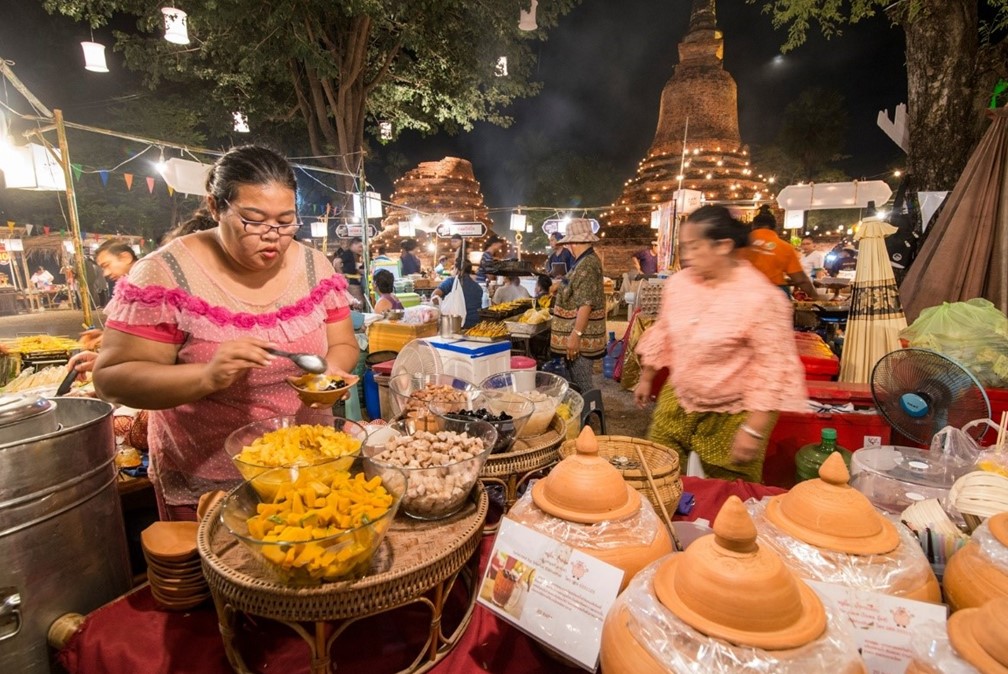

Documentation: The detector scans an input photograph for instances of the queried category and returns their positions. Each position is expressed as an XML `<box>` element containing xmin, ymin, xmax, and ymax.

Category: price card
<box><xmin>478</xmin><ymin>518</ymin><xmax>624</xmax><ymax>671</ymax></box>
<box><xmin>807</xmin><ymin>581</ymin><xmax>947</xmax><ymax>674</ymax></box>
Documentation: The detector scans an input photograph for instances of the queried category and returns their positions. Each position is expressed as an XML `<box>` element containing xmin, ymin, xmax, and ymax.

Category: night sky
<box><xmin>0</xmin><ymin>0</ymin><xmax>908</xmax><ymax>212</ymax></box>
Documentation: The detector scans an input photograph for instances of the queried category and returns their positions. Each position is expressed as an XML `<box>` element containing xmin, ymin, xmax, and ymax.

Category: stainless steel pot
<box><xmin>440</xmin><ymin>314</ymin><xmax>462</xmax><ymax>337</ymax></box>
<box><xmin>0</xmin><ymin>397</ymin><xmax>131</xmax><ymax>673</ymax></box>
<box><xmin>0</xmin><ymin>395</ymin><xmax>58</xmax><ymax>446</ymax></box>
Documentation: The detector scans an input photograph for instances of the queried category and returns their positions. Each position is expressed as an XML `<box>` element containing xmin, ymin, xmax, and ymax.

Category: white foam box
<box><xmin>425</xmin><ymin>336</ymin><xmax>511</xmax><ymax>386</ymax></box>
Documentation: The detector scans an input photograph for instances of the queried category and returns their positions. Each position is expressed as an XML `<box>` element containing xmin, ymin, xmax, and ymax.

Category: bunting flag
<box><xmin>167</xmin><ymin>186</ymin><xmax>174</xmax><ymax>197</ymax></box>
<box><xmin>124</xmin><ymin>173</ymin><xmax>134</xmax><ymax>190</ymax></box>
<box><xmin>71</xmin><ymin>163</ymin><xmax>82</xmax><ymax>182</ymax></box>
<box><xmin>99</xmin><ymin>170</ymin><xmax>109</xmax><ymax>187</ymax></box>
<box><xmin>43</xmin><ymin>226</ymin><xmax>51</xmax><ymax>235</ymax></box>
<box><xmin>25</xmin><ymin>224</ymin><xmax>33</xmax><ymax>236</ymax></box>
<box><xmin>146</xmin><ymin>176</ymin><xmax>155</xmax><ymax>194</ymax></box>
<box><xmin>6</xmin><ymin>222</ymin><xmax>13</xmax><ymax>233</ymax></box>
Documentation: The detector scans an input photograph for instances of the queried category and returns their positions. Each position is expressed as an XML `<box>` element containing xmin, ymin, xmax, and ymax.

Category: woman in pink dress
<box><xmin>93</xmin><ymin>146</ymin><xmax>359</xmax><ymax>520</ymax></box>
<box><xmin>634</xmin><ymin>205</ymin><xmax>807</xmax><ymax>482</ymax></box>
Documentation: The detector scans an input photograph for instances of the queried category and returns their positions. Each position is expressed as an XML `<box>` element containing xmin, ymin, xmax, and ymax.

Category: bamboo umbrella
<box><xmin>838</xmin><ymin>217</ymin><xmax>908</xmax><ymax>383</ymax></box>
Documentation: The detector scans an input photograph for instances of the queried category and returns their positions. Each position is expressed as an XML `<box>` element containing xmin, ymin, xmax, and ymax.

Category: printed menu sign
<box><xmin>478</xmin><ymin>518</ymin><xmax>624</xmax><ymax>671</ymax></box>
<box><xmin>807</xmin><ymin>581</ymin><xmax>947</xmax><ymax>674</ymax></box>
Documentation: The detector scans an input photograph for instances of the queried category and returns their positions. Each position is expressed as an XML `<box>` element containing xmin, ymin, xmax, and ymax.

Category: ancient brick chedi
<box><xmin>600</xmin><ymin>0</ymin><xmax>767</xmax><ymax>265</ymax></box>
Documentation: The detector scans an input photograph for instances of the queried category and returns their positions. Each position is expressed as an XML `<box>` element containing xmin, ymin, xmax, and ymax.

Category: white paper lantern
<box><xmin>310</xmin><ymin>220</ymin><xmax>328</xmax><ymax>238</ymax></box>
<box><xmin>509</xmin><ymin>212</ymin><xmax>527</xmax><ymax>231</ymax></box>
<box><xmin>80</xmin><ymin>41</ymin><xmax>109</xmax><ymax>73</ymax></box>
<box><xmin>352</xmin><ymin>192</ymin><xmax>383</xmax><ymax>220</ymax></box>
<box><xmin>161</xmin><ymin>7</ymin><xmax>190</xmax><ymax>45</ymax></box>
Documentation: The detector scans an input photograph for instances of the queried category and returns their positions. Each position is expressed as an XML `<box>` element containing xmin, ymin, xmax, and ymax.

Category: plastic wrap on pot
<box><xmin>906</xmin><ymin>620</ymin><xmax>980</xmax><ymax>674</ymax></box>
<box><xmin>972</xmin><ymin>517</ymin><xmax>1008</xmax><ymax>572</ymax></box>
<box><xmin>507</xmin><ymin>486</ymin><xmax>661</xmax><ymax>550</ymax></box>
<box><xmin>611</xmin><ymin>560</ymin><xmax>864</xmax><ymax>673</ymax></box>
<box><xmin>748</xmin><ymin>497</ymin><xmax>935</xmax><ymax>598</ymax></box>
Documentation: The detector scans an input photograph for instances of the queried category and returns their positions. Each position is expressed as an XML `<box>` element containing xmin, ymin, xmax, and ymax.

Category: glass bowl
<box><xmin>556</xmin><ymin>389</ymin><xmax>585</xmax><ymax>441</ymax></box>
<box><xmin>479</xmin><ymin>371</ymin><xmax>569</xmax><ymax>436</ymax></box>
<box><xmin>225</xmin><ymin>415</ymin><xmax>368</xmax><ymax>500</ymax></box>
<box><xmin>286</xmin><ymin>373</ymin><xmax>360</xmax><ymax>408</ymax></box>
<box><xmin>362</xmin><ymin>417</ymin><xmax>496</xmax><ymax>520</ymax></box>
<box><xmin>220</xmin><ymin>459</ymin><xmax>406</xmax><ymax>584</ymax></box>
<box><xmin>387</xmin><ymin>373</ymin><xmax>479</xmax><ymax>427</ymax></box>
<box><xmin>432</xmin><ymin>392</ymin><xmax>533</xmax><ymax>454</ymax></box>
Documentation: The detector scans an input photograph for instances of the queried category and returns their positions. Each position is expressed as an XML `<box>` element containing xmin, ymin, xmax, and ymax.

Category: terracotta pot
<box><xmin>526</xmin><ymin>426</ymin><xmax>672</xmax><ymax>590</ymax></box>
<box><xmin>943</xmin><ymin>512</ymin><xmax>1008</xmax><ymax>612</ymax></box>
<box><xmin>903</xmin><ymin>661</ymin><xmax>941</xmax><ymax>674</ymax></box>
<box><xmin>600</xmin><ymin>605</ymin><xmax>676</xmax><ymax>674</ymax></box>
<box><xmin>947</xmin><ymin>596</ymin><xmax>1008</xmax><ymax>672</ymax></box>
<box><xmin>764</xmin><ymin>452</ymin><xmax>940</xmax><ymax>603</ymax></box>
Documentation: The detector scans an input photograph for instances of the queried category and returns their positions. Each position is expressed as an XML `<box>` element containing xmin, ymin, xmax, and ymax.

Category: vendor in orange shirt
<box><xmin>738</xmin><ymin>205</ymin><xmax>819</xmax><ymax>299</ymax></box>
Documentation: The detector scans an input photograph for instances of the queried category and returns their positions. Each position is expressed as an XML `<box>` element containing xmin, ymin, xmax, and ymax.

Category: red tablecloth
<box><xmin>59</xmin><ymin>477</ymin><xmax>782</xmax><ymax>674</ymax></box>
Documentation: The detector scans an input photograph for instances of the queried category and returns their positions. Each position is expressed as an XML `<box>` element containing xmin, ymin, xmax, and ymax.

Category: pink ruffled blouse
<box><xmin>104</xmin><ymin>238</ymin><xmax>351</xmax><ymax>508</ymax></box>
<box><xmin>635</xmin><ymin>262</ymin><xmax>808</xmax><ymax>414</ymax></box>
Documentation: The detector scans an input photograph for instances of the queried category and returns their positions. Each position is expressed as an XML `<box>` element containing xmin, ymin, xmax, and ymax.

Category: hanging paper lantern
<box><xmin>161</xmin><ymin>7</ymin><xmax>190</xmax><ymax>45</ymax></box>
<box><xmin>80</xmin><ymin>42</ymin><xmax>109</xmax><ymax>73</ymax></box>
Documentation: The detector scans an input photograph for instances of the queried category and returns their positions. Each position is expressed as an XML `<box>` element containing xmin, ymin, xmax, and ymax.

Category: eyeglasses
<box><xmin>224</xmin><ymin>200</ymin><xmax>302</xmax><ymax>236</ymax></box>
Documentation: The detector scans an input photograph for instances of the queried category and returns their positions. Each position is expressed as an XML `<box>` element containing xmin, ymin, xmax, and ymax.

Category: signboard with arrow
<box><xmin>436</xmin><ymin>222</ymin><xmax>486</xmax><ymax>238</ymax></box>
<box><xmin>335</xmin><ymin>223</ymin><xmax>378</xmax><ymax>239</ymax></box>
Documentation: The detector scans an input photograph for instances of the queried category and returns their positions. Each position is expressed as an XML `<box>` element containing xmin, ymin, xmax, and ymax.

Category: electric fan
<box><xmin>390</xmin><ymin>339</ymin><xmax>442</xmax><ymax>381</ymax></box>
<box><xmin>870</xmin><ymin>348</ymin><xmax>991</xmax><ymax>445</ymax></box>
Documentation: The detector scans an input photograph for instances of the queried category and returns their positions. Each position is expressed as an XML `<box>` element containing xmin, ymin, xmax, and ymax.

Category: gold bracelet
<box><xmin>739</xmin><ymin>423</ymin><xmax>765</xmax><ymax>440</ymax></box>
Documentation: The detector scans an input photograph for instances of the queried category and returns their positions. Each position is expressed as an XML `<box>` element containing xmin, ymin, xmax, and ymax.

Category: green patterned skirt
<box><xmin>647</xmin><ymin>386</ymin><xmax>777</xmax><ymax>483</ymax></box>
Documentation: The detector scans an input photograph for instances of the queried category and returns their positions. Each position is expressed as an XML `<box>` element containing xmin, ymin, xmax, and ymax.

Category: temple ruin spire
<box><xmin>689</xmin><ymin>0</ymin><xmax>717</xmax><ymax>32</ymax></box>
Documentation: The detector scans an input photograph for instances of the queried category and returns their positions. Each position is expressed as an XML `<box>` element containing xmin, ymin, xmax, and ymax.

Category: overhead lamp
<box><xmin>154</xmin><ymin>149</ymin><xmax>167</xmax><ymax>174</ymax></box>
<box><xmin>161</xmin><ymin>7</ymin><xmax>190</xmax><ymax>45</ymax></box>
<box><xmin>232</xmin><ymin>112</ymin><xmax>250</xmax><ymax>133</ymax></box>
<box><xmin>519</xmin><ymin>0</ymin><xmax>538</xmax><ymax>31</ymax></box>
<box><xmin>80</xmin><ymin>41</ymin><xmax>109</xmax><ymax>73</ymax></box>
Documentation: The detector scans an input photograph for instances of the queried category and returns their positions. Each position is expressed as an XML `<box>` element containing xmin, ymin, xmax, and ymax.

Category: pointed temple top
<box><xmin>689</xmin><ymin>0</ymin><xmax>717</xmax><ymax>32</ymax></box>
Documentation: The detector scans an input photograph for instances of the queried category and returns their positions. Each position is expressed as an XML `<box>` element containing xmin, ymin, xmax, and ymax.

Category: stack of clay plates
<box><xmin>140</xmin><ymin>521</ymin><xmax>209</xmax><ymax>610</ymax></box>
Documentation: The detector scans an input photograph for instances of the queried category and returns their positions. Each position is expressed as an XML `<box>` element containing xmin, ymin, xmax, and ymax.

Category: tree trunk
<box><xmin>900</xmin><ymin>0</ymin><xmax>982</xmax><ymax>191</ymax></box>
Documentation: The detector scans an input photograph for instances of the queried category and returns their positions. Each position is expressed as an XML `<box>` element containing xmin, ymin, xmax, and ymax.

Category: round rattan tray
<box><xmin>558</xmin><ymin>434</ymin><xmax>683</xmax><ymax>514</ymax></box>
<box><xmin>198</xmin><ymin>485</ymin><xmax>488</xmax><ymax>673</ymax></box>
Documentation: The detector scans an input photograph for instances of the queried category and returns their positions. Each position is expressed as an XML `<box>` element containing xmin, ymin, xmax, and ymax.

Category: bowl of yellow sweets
<box><xmin>226</xmin><ymin>416</ymin><xmax>367</xmax><ymax>500</ymax></box>
<box><xmin>286</xmin><ymin>373</ymin><xmax>360</xmax><ymax>408</ymax></box>
<box><xmin>220</xmin><ymin>458</ymin><xmax>407</xmax><ymax>584</ymax></box>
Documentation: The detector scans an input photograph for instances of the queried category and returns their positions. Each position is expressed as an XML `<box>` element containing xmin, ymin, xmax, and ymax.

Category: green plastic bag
<box><xmin>900</xmin><ymin>299</ymin><xmax>1008</xmax><ymax>386</ymax></box>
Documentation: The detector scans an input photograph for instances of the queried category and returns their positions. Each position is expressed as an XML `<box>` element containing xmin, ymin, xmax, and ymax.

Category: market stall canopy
<box><xmin>776</xmin><ymin>180</ymin><xmax>892</xmax><ymax>211</ymax></box>
<box><xmin>900</xmin><ymin>107</ymin><xmax>1008</xmax><ymax>322</ymax></box>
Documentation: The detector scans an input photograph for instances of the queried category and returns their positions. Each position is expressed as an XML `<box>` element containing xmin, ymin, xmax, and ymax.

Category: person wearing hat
<box><xmin>545</xmin><ymin>231</ymin><xmax>575</xmax><ymax>277</ymax></box>
<box><xmin>632</xmin><ymin>241</ymin><xmax>659</xmax><ymax>278</ymax></box>
<box><xmin>738</xmin><ymin>205</ymin><xmax>819</xmax><ymax>298</ymax></box>
<box><xmin>550</xmin><ymin>219</ymin><xmax>607</xmax><ymax>393</ymax></box>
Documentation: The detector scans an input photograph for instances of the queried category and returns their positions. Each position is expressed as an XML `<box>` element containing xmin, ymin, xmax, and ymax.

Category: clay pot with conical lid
<box><xmin>947</xmin><ymin>595</ymin><xmax>1008</xmax><ymax>673</ymax></box>
<box><xmin>943</xmin><ymin>511</ymin><xmax>1008</xmax><ymax>612</ymax></box>
<box><xmin>760</xmin><ymin>452</ymin><xmax>940</xmax><ymax>602</ymax></box>
<box><xmin>524</xmin><ymin>426</ymin><xmax>673</xmax><ymax>590</ymax></box>
<box><xmin>600</xmin><ymin>496</ymin><xmax>865</xmax><ymax>674</ymax></box>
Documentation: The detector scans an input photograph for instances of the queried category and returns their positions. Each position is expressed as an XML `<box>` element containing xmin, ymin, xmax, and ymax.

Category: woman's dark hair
<box><xmin>400</xmin><ymin>238</ymin><xmax>418</xmax><ymax>252</ymax></box>
<box><xmin>374</xmin><ymin>269</ymin><xmax>395</xmax><ymax>294</ymax></box>
<box><xmin>182</xmin><ymin>145</ymin><xmax>298</xmax><ymax>233</ymax></box>
<box><xmin>94</xmin><ymin>240</ymin><xmax>138</xmax><ymax>261</ymax></box>
<box><xmin>686</xmin><ymin>205</ymin><xmax>749</xmax><ymax>250</ymax></box>
<box><xmin>536</xmin><ymin>274</ymin><xmax>551</xmax><ymax>295</ymax></box>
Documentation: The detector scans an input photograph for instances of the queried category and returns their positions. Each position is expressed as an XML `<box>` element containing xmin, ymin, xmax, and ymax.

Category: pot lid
<box><xmin>990</xmin><ymin>512</ymin><xmax>1008</xmax><ymax>549</ymax></box>
<box><xmin>948</xmin><ymin>596</ymin><xmax>1008</xmax><ymax>673</ymax></box>
<box><xmin>766</xmin><ymin>452</ymin><xmax>900</xmax><ymax>555</ymax></box>
<box><xmin>0</xmin><ymin>394</ymin><xmax>54</xmax><ymax>426</ymax></box>
<box><xmin>531</xmin><ymin>426</ymin><xmax>640</xmax><ymax>524</ymax></box>
<box><xmin>653</xmin><ymin>495</ymin><xmax>827</xmax><ymax>650</ymax></box>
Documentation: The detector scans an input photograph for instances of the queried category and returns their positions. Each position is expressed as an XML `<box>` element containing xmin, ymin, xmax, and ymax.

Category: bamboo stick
<box><xmin>633</xmin><ymin>444</ymin><xmax>683</xmax><ymax>552</ymax></box>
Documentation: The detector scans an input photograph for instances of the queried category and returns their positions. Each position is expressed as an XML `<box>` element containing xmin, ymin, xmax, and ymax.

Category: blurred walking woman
<box><xmin>634</xmin><ymin>206</ymin><xmax>807</xmax><ymax>482</ymax></box>
<box><xmin>94</xmin><ymin>146</ymin><xmax>359</xmax><ymax>520</ymax></box>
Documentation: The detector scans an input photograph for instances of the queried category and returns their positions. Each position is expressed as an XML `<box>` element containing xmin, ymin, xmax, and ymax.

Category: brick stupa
<box><xmin>378</xmin><ymin>157</ymin><xmax>495</xmax><ymax>252</ymax></box>
<box><xmin>599</xmin><ymin>0</ymin><xmax>768</xmax><ymax>272</ymax></box>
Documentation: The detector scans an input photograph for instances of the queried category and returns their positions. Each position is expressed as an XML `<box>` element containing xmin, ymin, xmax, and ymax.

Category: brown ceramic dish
<box><xmin>943</xmin><ymin>511</ymin><xmax>1008</xmax><ymax>612</ymax></box>
<box><xmin>947</xmin><ymin>596</ymin><xmax>1008</xmax><ymax>673</ymax></box>
<box><xmin>140</xmin><ymin>522</ymin><xmax>199</xmax><ymax>562</ymax></box>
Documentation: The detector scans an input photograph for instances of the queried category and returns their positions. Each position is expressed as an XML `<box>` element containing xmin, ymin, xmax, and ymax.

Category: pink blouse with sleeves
<box><xmin>104</xmin><ymin>238</ymin><xmax>351</xmax><ymax>508</ymax></box>
<box><xmin>635</xmin><ymin>262</ymin><xmax>808</xmax><ymax>414</ymax></box>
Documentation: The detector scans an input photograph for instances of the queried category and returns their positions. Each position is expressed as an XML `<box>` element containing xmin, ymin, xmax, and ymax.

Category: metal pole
<box><xmin>53</xmin><ymin>109</ymin><xmax>92</xmax><ymax>327</ymax></box>
<box><xmin>357</xmin><ymin>161</ymin><xmax>372</xmax><ymax>311</ymax></box>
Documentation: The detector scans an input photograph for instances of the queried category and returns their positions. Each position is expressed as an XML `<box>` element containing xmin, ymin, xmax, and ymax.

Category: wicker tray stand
<box><xmin>558</xmin><ymin>435</ymin><xmax>684</xmax><ymax>514</ymax></box>
<box><xmin>198</xmin><ymin>487</ymin><xmax>488</xmax><ymax>674</ymax></box>
<box><xmin>479</xmin><ymin>415</ymin><xmax>565</xmax><ymax>533</ymax></box>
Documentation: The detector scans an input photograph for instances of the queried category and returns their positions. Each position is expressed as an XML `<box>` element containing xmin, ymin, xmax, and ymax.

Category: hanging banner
<box><xmin>99</xmin><ymin>170</ymin><xmax>109</xmax><ymax>187</ymax></box>
<box><xmin>776</xmin><ymin>181</ymin><xmax>892</xmax><ymax>211</ymax></box>
<box><xmin>124</xmin><ymin>173</ymin><xmax>134</xmax><ymax>190</ymax></box>
<box><xmin>146</xmin><ymin>176</ymin><xmax>155</xmax><ymax>194</ymax></box>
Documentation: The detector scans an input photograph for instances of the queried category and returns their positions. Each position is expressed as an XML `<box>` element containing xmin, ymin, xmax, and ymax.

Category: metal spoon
<box><xmin>265</xmin><ymin>348</ymin><xmax>327</xmax><ymax>374</ymax></box>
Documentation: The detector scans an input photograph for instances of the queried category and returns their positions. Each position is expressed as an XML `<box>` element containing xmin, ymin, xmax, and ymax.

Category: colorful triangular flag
<box><xmin>124</xmin><ymin>173</ymin><xmax>134</xmax><ymax>190</ymax></box>
<box><xmin>99</xmin><ymin>170</ymin><xmax>109</xmax><ymax>187</ymax></box>
<box><xmin>167</xmin><ymin>186</ymin><xmax>174</xmax><ymax>197</ymax></box>
<box><xmin>25</xmin><ymin>224</ymin><xmax>33</xmax><ymax>236</ymax></box>
<box><xmin>71</xmin><ymin>164</ymin><xmax>82</xmax><ymax>182</ymax></box>
<box><xmin>146</xmin><ymin>176</ymin><xmax>155</xmax><ymax>194</ymax></box>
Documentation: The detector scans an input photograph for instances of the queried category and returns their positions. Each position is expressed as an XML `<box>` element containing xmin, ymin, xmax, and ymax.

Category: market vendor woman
<box><xmin>93</xmin><ymin>145</ymin><xmax>358</xmax><ymax>520</ymax></box>
<box><xmin>633</xmin><ymin>205</ymin><xmax>807</xmax><ymax>482</ymax></box>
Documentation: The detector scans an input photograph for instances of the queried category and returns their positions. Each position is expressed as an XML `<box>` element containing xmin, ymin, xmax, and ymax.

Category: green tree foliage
<box><xmin>749</xmin><ymin>0</ymin><xmax>1008</xmax><ymax>191</ymax></box>
<box><xmin>42</xmin><ymin>0</ymin><xmax>579</xmax><ymax>199</ymax></box>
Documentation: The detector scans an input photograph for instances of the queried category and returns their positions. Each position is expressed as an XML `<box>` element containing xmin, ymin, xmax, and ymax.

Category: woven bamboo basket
<box><xmin>482</xmin><ymin>414</ymin><xmax>565</xmax><ymax>479</ymax></box>
<box><xmin>558</xmin><ymin>435</ymin><xmax>683</xmax><ymax>514</ymax></box>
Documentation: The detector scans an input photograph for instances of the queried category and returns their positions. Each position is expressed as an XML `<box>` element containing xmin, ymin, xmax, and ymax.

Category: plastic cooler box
<box><xmin>425</xmin><ymin>336</ymin><xmax>511</xmax><ymax>385</ymax></box>
<box><xmin>794</xmin><ymin>332</ymin><xmax>839</xmax><ymax>381</ymax></box>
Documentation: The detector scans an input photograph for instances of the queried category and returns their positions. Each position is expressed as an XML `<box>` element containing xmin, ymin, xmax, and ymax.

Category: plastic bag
<box><xmin>899</xmin><ymin>298</ymin><xmax>1008</xmax><ymax>386</ymax></box>
<box><xmin>441</xmin><ymin>277</ymin><xmax>467</xmax><ymax>318</ymax></box>
<box><xmin>931</xmin><ymin>425</ymin><xmax>983</xmax><ymax>464</ymax></box>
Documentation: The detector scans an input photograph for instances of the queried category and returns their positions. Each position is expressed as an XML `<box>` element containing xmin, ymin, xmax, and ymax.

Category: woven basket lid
<box><xmin>765</xmin><ymin>452</ymin><xmax>900</xmax><ymax>555</ymax></box>
<box><xmin>653</xmin><ymin>496</ymin><xmax>827</xmax><ymax>650</ymax></box>
<box><xmin>948</xmin><ymin>596</ymin><xmax>1008</xmax><ymax>673</ymax></box>
<box><xmin>989</xmin><ymin>512</ymin><xmax>1008</xmax><ymax>548</ymax></box>
<box><xmin>531</xmin><ymin>426</ymin><xmax>640</xmax><ymax>524</ymax></box>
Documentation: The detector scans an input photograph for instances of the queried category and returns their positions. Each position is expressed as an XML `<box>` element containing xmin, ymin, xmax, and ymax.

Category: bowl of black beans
<box><xmin>432</xmin><ymin>394</ymin><xmax>533</xmax><ymax>453</ymax></box>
